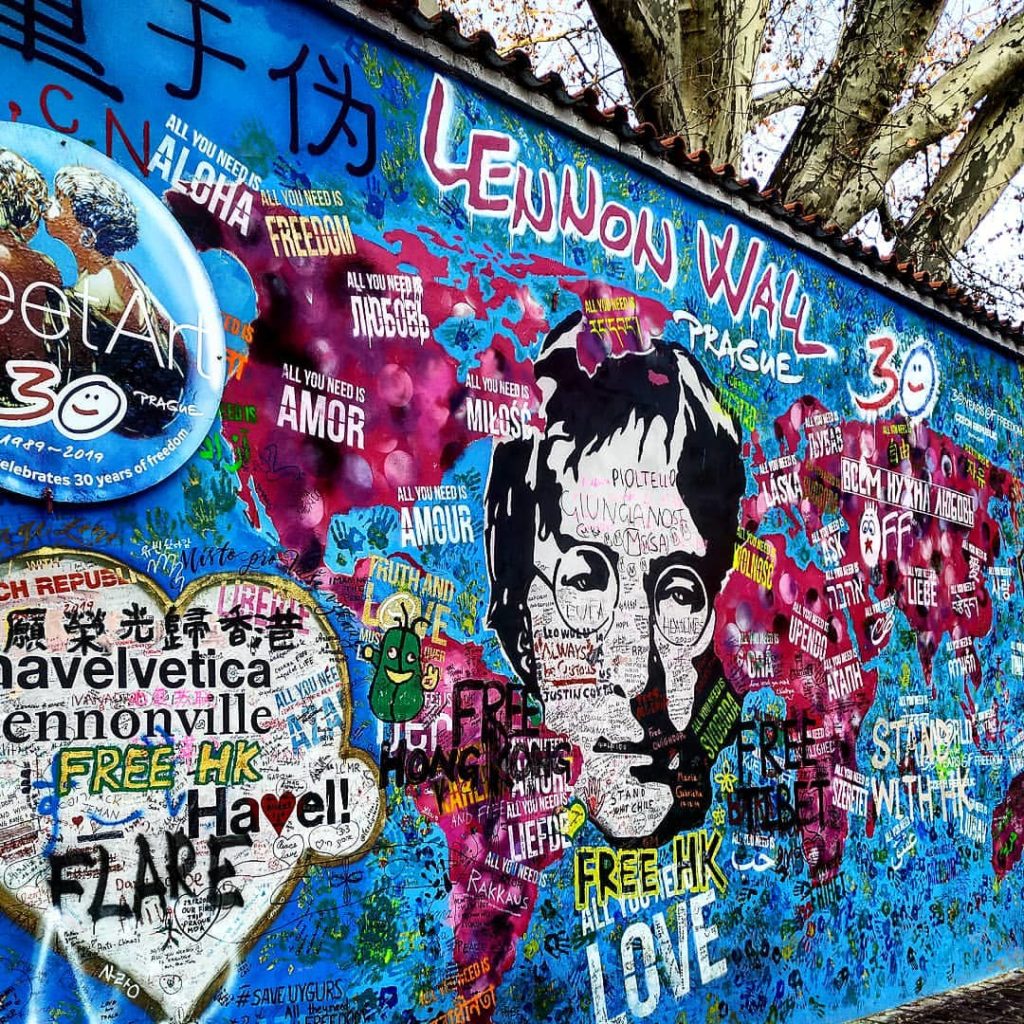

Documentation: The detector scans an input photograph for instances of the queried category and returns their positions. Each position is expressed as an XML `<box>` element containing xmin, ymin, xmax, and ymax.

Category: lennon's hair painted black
<box><xmin>484</xmin><ymin>310</ymin><xmax>745</xmax><ymax>699</ymax></box>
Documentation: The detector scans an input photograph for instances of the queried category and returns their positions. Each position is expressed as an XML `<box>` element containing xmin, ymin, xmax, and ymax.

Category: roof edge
<box><xmin>301</xmin><ymin>0</ymin><xmax>1024</xmax><ymax>356</ymax></box>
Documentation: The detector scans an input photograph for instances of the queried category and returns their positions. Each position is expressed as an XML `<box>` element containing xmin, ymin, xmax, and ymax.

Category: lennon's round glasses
<box><xmin>542</xmin><ymin>544</ymin><xmax>710</xmax><ymax>648</ymax></box>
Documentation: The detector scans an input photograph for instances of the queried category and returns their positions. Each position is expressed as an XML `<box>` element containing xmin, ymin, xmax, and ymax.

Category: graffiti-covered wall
<box><xmin>0</xmin><ymin>2</ymin><xmax>1022</xmax><ymax>1022</ymax></box>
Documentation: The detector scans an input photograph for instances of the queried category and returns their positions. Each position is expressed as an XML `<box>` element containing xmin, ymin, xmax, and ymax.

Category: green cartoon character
<box><xmin>363</xmin><ymin>607</ymin><xmax>431</xmax><ymax>722</ymax></box>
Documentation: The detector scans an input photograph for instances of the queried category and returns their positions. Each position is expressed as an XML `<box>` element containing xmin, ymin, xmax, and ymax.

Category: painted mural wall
<box><xmin>0</xmin><ymin>2</ymin><xmax>1022</xmax><ymax>1022</ymax></box>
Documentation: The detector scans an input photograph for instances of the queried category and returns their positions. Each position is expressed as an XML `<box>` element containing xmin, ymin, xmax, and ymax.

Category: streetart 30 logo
<box><xmin>0</xmin><ymin>122</ymin><xmax>226</xmax><ymax>503</ymax></box>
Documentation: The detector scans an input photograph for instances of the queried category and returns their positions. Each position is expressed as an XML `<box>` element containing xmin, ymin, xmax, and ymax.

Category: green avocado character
<box><xmin>363</xmin><ymin>614</ymin><xmax>428</xmax><ymax>722</ymax></box>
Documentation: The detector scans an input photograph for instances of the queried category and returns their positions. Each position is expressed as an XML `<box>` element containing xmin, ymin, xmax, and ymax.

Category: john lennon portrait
<box><xmin>485</xmin><ymin>310</ymin><xmax>745</xmax><ymax>846</ymax></box>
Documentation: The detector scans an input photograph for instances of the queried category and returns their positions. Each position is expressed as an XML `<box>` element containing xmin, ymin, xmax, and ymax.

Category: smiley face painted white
<box><xmin>55</xmin><ymin>375</ymin><xmax>127</xmax><ymax>439</ymax></box>
<box><xmin>859</xmin><ymin>502</ymin><xmax>880</xmax><ymax>569</ymax></box>
<box><xmin>899</xmin><ymin>342</ymin><xmax>938</xmax><ymax>419</ymax></box>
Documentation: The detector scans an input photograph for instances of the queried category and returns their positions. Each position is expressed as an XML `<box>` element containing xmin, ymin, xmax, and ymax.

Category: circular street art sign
<box><xmin>0</xmin><ymin>122</ymin><xmax>225</xmax><ymax>503</ymax></box>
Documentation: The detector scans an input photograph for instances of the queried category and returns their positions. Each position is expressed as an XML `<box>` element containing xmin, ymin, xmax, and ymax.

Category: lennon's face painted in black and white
<box><xmin>485</xmin><ymin>310</ymin><xmax>744</xmax><ymax>848</ymax></box>
<box><xmin>527</xmin><ymin>414</ymin><xmax>716</xmax><ymax>841</ymax></box>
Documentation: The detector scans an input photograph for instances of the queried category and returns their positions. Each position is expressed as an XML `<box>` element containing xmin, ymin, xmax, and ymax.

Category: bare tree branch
<box><xmin>749</xmin><ymin>83</ymin><xmax>808</xmax><ymax>122</ymax></box>
<box><xmin>768</xmin><ymin>0</ymin><xmax>945</xmax><ymax>212</ymax></box>
<box><xmin>893</xmin><ymin>83</ymin><xmax>1024</xmax><ymax>277</ymax></box>
<box><xmin>832</xmin><ymin>7</ymin><xmax>1024</xmax><ymax>227</ymax></box>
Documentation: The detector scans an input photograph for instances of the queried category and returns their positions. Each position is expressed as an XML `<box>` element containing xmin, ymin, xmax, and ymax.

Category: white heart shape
<box><xmin>0</xmin><ymin>550</ymin><xmax>382</xmax><ymax>1021</ymax></box>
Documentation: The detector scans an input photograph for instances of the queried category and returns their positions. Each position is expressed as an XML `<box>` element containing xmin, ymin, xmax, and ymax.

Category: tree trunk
<box><xmin>588</xmin><ymin>0</ymin><xmax>769</xmax><ymax>165</ymax></box>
